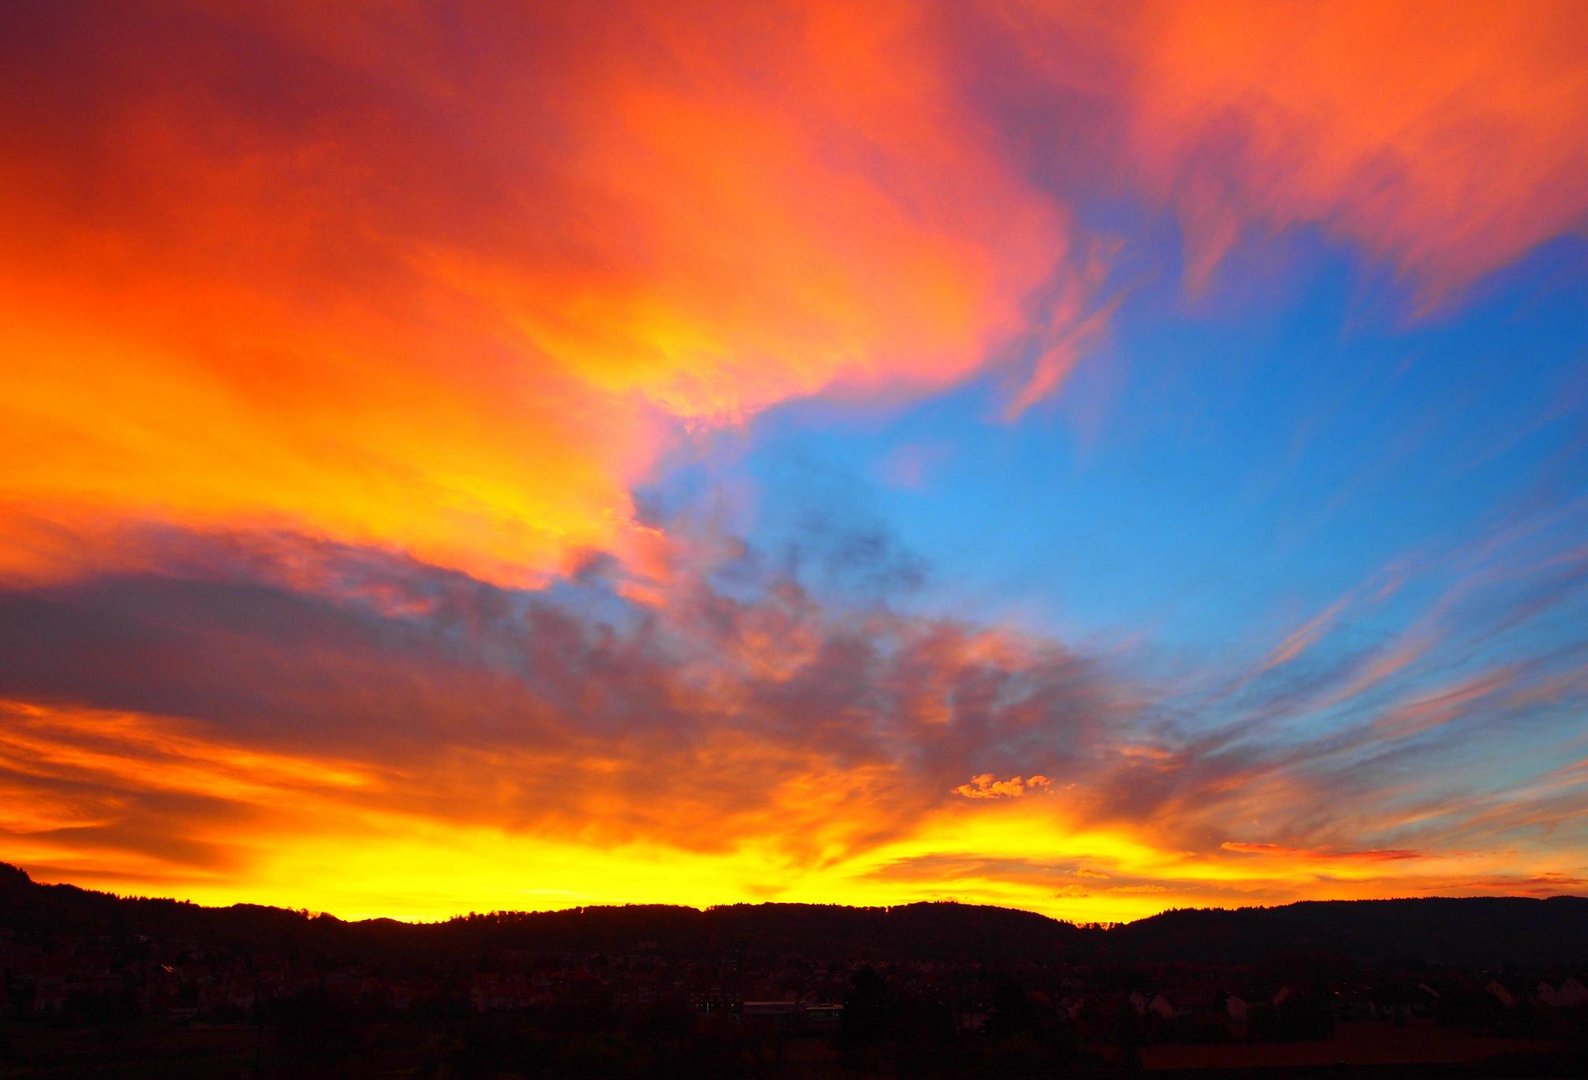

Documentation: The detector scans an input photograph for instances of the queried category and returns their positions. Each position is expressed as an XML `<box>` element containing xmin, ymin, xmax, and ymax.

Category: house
<box><xmin>1538</xmin><ymin>977</ymin><xmax>1588</xmax><ymax>1008</ymax></box>
<box><xmin>470</xmin><ymin>973</ymin><xmax>536</xmax><ymax>1012</ymax></box>
<box><xmin>741</xmin><ymin>999</ymin><xmax>801</xmax><ymax>1031</ymax></box>
<box><xmin>800</xmin><ymin>1003</ymin><xmax>843</xmax><ymax>1031</ymax></box>
<box><xmin>1485</xmin><ymin>979</ymin><xmax>1518</xmax><ymax>1009</ymax></box>
<box><xmin>32</xmin><ymin>975</ymin><xmax>67</xmax><ymax>1013</ymax></box>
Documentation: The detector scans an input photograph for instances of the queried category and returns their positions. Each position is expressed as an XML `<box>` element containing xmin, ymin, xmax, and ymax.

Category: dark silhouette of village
<box><xmin>2</xmin><ymin>863</ymin><xmax>1586</xmax><ymax>1077</ymax></box>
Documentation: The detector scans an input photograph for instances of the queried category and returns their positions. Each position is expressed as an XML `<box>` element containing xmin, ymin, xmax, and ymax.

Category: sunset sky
<box><xmin>2</xmin><ymin>0</ymin><xmax>1587</xmax><ymax>923</ymax></box>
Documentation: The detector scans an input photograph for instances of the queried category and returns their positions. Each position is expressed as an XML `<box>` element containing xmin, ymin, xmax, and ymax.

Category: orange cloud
<box><xmin>1263</xmin><ymin>595</ymin><xmax>1352</xmax><ymax>672</ymax></box>
<box><xmin>1122</xmin><ymin>0</ymin><xmax>1588</xmax><ymax>302</ymax></box>
<box><xmin>1370</xmin><ymin>665</ymin><xmax>1517</xmax><ymax>740</ymax></box>
<box><xmin>5</xmin><ymin>531</ymin><xmax>1584</xmax><ymax>922</ymax></box>
<box><xmin>952</xmin><ymin>773</ymin><xmax>1054</xmax><ymax>799</ymax></box>
<box><xmin>0</xmin><ymin>1</ymin><xmax>1075</xmax><ymax>587</ymax></box>
<box><xmin>4</xmin><ymin>2</ymin><xmax>1583</xmax><ymax>592</ymax></box>
<box><xmin>0</xmin><ymin>529</ymin><xmax>1147</xmax><ymax>913</ymax></box>
<box><xmin>1221</xmin><ymin>841</ymin><xmax>1422</xmax><ymax>862</ymax></box>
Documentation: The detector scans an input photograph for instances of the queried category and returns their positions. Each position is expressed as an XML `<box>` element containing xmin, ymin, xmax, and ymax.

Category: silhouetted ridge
<box><xmin>2</xmin><ymin>865</ymin><xmax>1585</xmax><ymax>967</ymax></box>
<box><xmin>1109</xmin><ymin>895</ymin><xmax>1588</xmax><ymax>966</ymax></box>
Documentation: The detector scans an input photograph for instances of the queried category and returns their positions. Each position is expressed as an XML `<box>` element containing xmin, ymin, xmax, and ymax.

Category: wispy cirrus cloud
<box><xmin>0</xmin><ymin>525</ymin><xmax>1142</xmax><ymax>910</ymax></box>
<box><xmin>4</xmin><ymin>511</ymin><xmax>1585</xmax><ymax>920</ymax></box>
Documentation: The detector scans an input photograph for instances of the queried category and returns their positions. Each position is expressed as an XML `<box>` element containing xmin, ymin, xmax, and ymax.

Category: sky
<box><xmin>1</xmin><ymin>0</ymin><xmax>1586</xmax><ymax>923</ymax></box>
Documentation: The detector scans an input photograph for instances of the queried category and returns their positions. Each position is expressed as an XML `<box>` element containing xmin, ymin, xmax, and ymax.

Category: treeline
<box><xmin>4</xmin><ymin>864</ymin><xmax>1587</xmax><ymax>970</ymax></box>
<box><xmin>1107</xmin><ymin>896</ymin><xmax>1588</xmax><ymax>968</ymax></box>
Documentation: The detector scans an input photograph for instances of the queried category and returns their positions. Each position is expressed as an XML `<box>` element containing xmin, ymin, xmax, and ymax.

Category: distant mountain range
<box><xmin>4</xmin><ymin>863</ymin><xmax>1586</xmax><ymax>969</ymax></box>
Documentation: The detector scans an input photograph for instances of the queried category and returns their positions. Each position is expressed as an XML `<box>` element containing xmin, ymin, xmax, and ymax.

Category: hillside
<box><xmin>1106</xmin><ymin>895</ymin><xmax>1588</xmax><ymax>968</ymax></box>
<box><xmin>3</xmin><ymin>864</ymin><xmax>1586</xmax><ymax>968</ymax></box>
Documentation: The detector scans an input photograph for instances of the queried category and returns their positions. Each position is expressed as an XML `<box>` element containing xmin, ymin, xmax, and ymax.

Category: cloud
<box><xmin>0</xmin><ymin>527</ymin><xmax>1140</xmax><ymax>906</ymax></box>
<box><xmin>3</xmin><ymin>519</ymin><xmax>1585</xmax><ymax>918</ymax></box>
<box><xmin>6</xmin><ymin>2</ymin><xmax>1581</xmax><ymax>594</ymax></box>
<box><xmin>1121</xmin><ymin>0</ymin><xmax>1588</xmax><ymax>304</ymax></box>
<box><xmin>1220</xmin><ymin>842</ymin><xmax>1423</xmax><ymax>862</ymax></box>
<box><xmin>1262</xmin><ymin>595</ymin><xmax>1354</xmax><ymax>673</ymax></box>
<box><xmin>0</xmin><ymin>0</ymin><xmax>1085</xmax><ymax>587</ymax></box>
<box><xmin>983</xmin><ymin>0</ymin><xmax>1588</xmax><ymax>304</ymax></box>
<box><xmin>952</xmin><ymin>774</ymin><xmax>1054</xmax><ymax>799</ymax></box>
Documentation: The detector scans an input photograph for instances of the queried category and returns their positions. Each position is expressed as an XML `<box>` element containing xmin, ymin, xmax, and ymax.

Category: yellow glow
<box><xmin>7</xmin><ymin>699</ymin><xmax>1571</xmax><ymax>924</ymax></box>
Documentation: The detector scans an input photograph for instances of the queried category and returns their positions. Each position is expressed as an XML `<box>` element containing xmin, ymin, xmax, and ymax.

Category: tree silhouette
<box><xmin>841</xmin><ymin>965</ymin><xmax>890</xmax><ymax>1044</ymax></box>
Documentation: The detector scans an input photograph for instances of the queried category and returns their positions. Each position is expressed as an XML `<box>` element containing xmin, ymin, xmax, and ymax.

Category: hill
<box><xmin>3</xmin><ymin>863</ymin><xmax>1586</xmax><ymax>968</ymax></box>
<box><xmin>1106</xmin><ymin>895</ymin><xmax>1588</xmax><ymax>967</ymax></box>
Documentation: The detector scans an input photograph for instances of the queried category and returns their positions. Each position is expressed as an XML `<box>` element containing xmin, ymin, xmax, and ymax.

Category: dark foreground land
<box><xmin>2</xmin><ymin>863</ymin><xmax>1586</xmax><ymax>1077</ymax></box>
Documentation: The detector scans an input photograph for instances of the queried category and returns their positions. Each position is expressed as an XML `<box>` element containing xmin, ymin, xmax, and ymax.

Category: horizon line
<box><xmin>9</xmin><ymin>862</ymin><xmax>1585</xmax><ymax>930</ymax></box>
